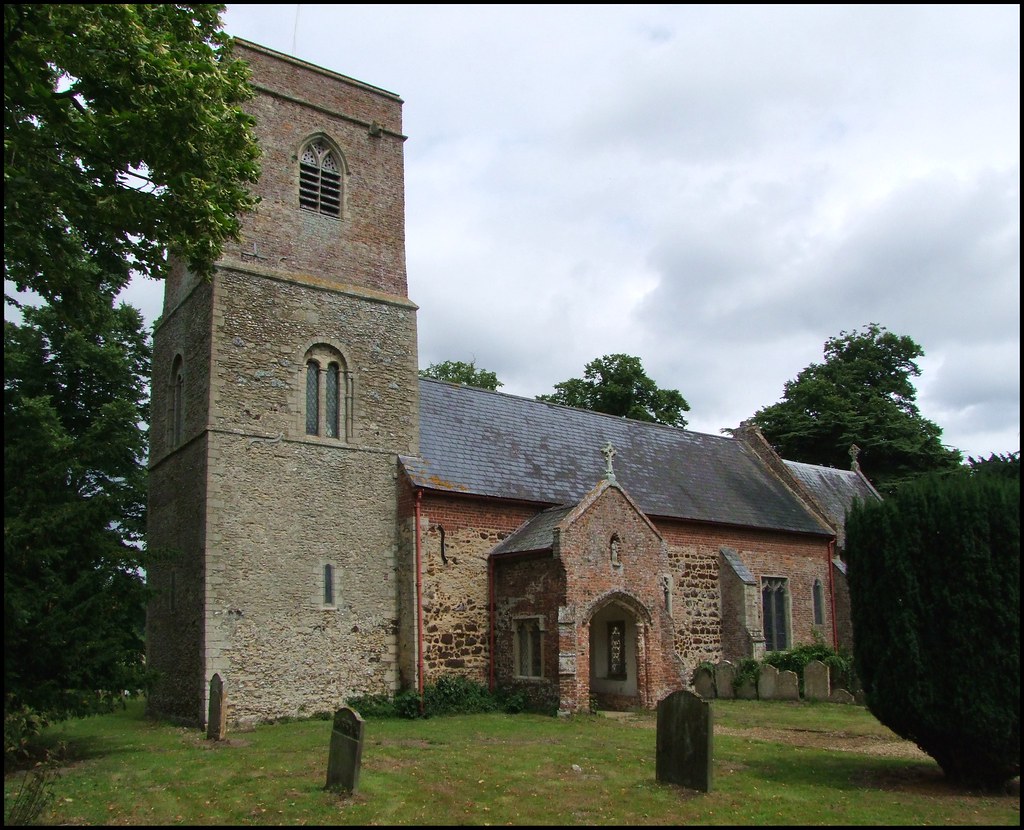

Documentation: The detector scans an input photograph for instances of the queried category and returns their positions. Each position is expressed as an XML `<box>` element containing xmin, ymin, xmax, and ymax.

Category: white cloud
<box><xmin>152</xmin><ymin>3</ymin><xmax>1022</xmax><ymax>461</ymax></box>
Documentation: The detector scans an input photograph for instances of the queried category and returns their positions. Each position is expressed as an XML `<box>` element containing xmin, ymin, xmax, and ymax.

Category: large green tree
<box><xmin>5</xmin><ymin>299</ymin><xmax>151</xmax><ymax>757</ymax></box>
<box><xmin>4</xmin><ymin>4</ymin><xmax>261</xmax><ymax>758</ymax></box>
<box><xmin>538</xmin><ymin>353</ymin><xmax>690</xmax><ymax>427</ymax></box>
<box><xmin>750</xmin><ymin>324</ymin><xmax>962</xmax><ymax>493</ymax></box>
<box><xmin>420</xmin><ymin>360</ymin><xmax>503</xmax><ymax>391</ymax></box>
<box><xmin>4</xmin><ymin>4</ymin><xmax>260</xmax><ymax>308</ymax></box>
<box><xmin>845</xmin><ymin>461</ymin><xmax>1019</xmax><ymax>790</ymax></box>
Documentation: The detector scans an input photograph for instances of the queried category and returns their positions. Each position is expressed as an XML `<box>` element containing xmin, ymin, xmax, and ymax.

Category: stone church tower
<box><xmin>145</xmin><ymin>40</ymin><xmax>418</xmax><ymax>725</ymax></box>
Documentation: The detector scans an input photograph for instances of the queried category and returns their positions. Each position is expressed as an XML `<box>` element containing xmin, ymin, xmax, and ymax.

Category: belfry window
<box><xmin>299</xmin><ymin>139</ymin><xmax>342</xmax><ymax>217</ymax></box>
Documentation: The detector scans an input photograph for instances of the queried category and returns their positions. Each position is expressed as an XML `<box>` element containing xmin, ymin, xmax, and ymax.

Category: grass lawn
<box><xmin>4</xmin><ymin>698</ymin><xmax>1019</xmax><ymax>825</ymax></box>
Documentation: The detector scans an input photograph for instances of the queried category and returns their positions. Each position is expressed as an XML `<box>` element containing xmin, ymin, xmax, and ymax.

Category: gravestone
<box><xmin>757</xmin><ymin>664</ymin><xmax>779</xmax><ymax>700</ymax></box>
<box><xmin>713</xmin><ymin>661</ymin><xmax>736</xmax><ymax>700</ymax></box>
<box><xmin>206</xmin><ymin>673</ymin><xmax>227</xmax><ymax>741</ymax></box>
<box><xmin>735</xmin><ymin>676</ymin><xmax>757</xmax><ymax>700</ymax></box>
<box><xmin>803</xmin><ymin>660</ymin><xmax>830</xmax><ymax>700</ymax></box>
<box><xmin>829</xmin><ymin>688</ymin><xmax>855</xmax><ymax>705</ymax></box>
<box><xmin>693</xmin><ymin>665</ymin><xmax>716</xmax><ymax>699</ymax></box>
<box><xmin>325</xmin><ymin>707</ymin><xmax>365</xmax><ymax>794</ymax></box>
<box><xmin>776</xmin><ymin>670</ymin><xmax>800</xmax><ymax>700</ymax></box>
<box><xmin>656</xmin><ymin>690</ymin><xmax>713</xmax><ymax>792</ymax></box>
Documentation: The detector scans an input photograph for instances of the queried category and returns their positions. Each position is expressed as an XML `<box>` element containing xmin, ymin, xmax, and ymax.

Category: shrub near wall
<box><xmin>846</xmin><ymin>468</ymin><xmax>1020</xmax><ymax>790</ymax></box>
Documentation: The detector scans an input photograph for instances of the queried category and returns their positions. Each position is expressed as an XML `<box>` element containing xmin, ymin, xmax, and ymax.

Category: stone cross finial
<box><xmin>849</xmin><ymin>443</ymin><xmax>861</xmax><ymax>472</ymax></box>
<box><xmin>601</xmin><ymin>441</ymin><xmax>617</xmax><ymax>483</ymax></box>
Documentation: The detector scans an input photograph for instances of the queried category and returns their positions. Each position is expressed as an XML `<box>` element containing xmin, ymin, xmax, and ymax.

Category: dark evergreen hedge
<box><xmin>845</xmin><ymin>465</ymin><xmax>1020</xmax><ymax>789</ymax></box>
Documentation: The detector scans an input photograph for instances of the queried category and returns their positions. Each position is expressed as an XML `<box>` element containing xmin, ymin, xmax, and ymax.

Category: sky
<box><xmin>121</xmin><ymin>3</ymin><xmax>1020</xmax><ymax>461</ymax></box>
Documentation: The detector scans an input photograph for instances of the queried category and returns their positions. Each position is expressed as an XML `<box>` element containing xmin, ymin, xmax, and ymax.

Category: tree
<box><xmin>537</xmin><ymin>353</ymin><xmax>690</xmax><ymax>427</ymax></box>
<box><xmin>420</xmin><ymin>360</ymin><xmax>503</xmax><ymax>391</ymax></box>
<box><xmin>750</xmin><ymin>324</ymin><xmax>962</xmax><ymax>493</ymax></box>
<box><xmin>845</xmin><ymin>465</ymin><xmax>1020</xmax><ymax>790</ymax></box>
<box><xmin>4</xmin><ymin>4</ymin><xmax>261</xmax><ymax>759</ymax></box>
<box><xmin>5</xmin><ymin>299</ymin><xmax>151</xmax><ymax>758</ymax></box>
<box><xmin>4</xmin><ymin>4</ymin><xmax>261</xmax><ymax>309</ymax></box>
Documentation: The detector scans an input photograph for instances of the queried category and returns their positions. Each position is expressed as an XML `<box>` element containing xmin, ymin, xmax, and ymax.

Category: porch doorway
<box><xmin>588</xmin><ymin>600</ymin><xmax>641</xmax><ymax>711</ymax></box>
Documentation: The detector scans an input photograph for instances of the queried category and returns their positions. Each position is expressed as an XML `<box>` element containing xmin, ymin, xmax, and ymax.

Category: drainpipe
<box><xmin>414</xmin><ymin>489</ymin><xmax>425</xmax><ymax>714</ymax></box>
<box><xmin>827</xmin><ymin>538</ymin><xmax>838</xmax><ymax>650</ymax></box>
<box><xmin>487</xmin><ymin>556</ymin><xmax>496</xmax><ymax>692</ymax></box>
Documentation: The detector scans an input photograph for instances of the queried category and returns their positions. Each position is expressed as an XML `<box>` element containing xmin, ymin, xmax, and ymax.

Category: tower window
<box><xmin>299</xmin><ymin>139</ymin><xmax>343</xmax><ymax>217</ymax></box>
<box><xmin>170</xmin><ymin>354</ymin><xmax>185</xmax><ymax>447</ymax></box>
<box><xmin>303</xmin><ymin>346</ymin><xmax>352</xmax><ymax>440</ymax></box>
<box><xmin>323</xmin><ymin>563</ymin><xmax>336</xmax><ymax>606</ymax></box>
<box><xmin>305</xmin><ymin>360</ymin><xmax>320</xmax><ymax>435</ymax></box>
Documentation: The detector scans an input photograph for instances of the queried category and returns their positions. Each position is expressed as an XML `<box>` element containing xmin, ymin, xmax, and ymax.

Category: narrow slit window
<box><xmin>300</xmin><ymin>140</ymin><xmax>342</xmax><ymax>217</ymax></box>
<box><xmin>813</xmin><ymin>578</ymin><xmax>825</xmax><ymax>626</ymax></box>
<box><xmin>306</xmin><ymin>360</ymin><xmax>320</xmax><ymax>435</ymax></box>
<box><xmin>323</xmin><ymin>563</ymin><xmax>335</xmax><ymax>606</ymax></box>
<box><xmin>326</xmin><ymin>362</ymin><xmax>340</xmax><ymax>438</ymax></box>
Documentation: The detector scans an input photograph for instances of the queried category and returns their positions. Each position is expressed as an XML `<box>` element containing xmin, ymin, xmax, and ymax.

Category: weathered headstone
<box><xmin>757</xmin><ymin>664</ymin><xmax>779</xmax><ymax>700</ymax></box>
<box><xmin>693</xmin><ymin>665</ymin><xmax>716</xmax><ymax>699</ymax></box>
<box><xmin>325</xmin><ymin>707</ymin><xmax>365</xmax><ymax>793</ymax></box>
<box><xmin>829</xmin><ymin>688</ymin><xmax>855</xmax><ymax>705</ymax></box>
<box><xmin>804</xmin><ymin>660</ymin><xmax>830</xmax><ymax>700</ymax></box>
<box><xmin>735</xmin><ymin>676</ymin><xmax>758</xmax><ymax>700</ymax></box>
<box><xmin>776</xmin><ymin>669</ymin><xmax>800</xmax><ymax>700</ymax></box>
<box><xmin>656</xmin><ymin>690</ymin><xmax>713</xmax><ymax>792</ymax></box>
<box><xmin>713</xmin><ymin>661</ymin><xmax>736</xmax><ymax>700</ymax></box>
<box><xmin>206</xmin><ymin>673</ymin><xmax>227</xmax><ymax>741</ymax></box>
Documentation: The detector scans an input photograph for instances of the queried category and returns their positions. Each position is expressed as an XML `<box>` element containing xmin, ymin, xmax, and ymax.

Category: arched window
<box><xmin>299</xmin><ymin>138</ymin><xmax>343</xmax><ymax>217</ymax></box>
<box><xmin>813</xmin><ymin>578</ymin><xmax>825</xmax><ymax>626</ymax></box>
<box><xmin>305</xmin><ymin>360</ymin><xmax>321</xmax><ymax>435</ymax></box>
<box><xmin>762</xmin><ymin>577</ymin><xmax>790</xmax><ymax>651</ymax></box>
<box><xmin>170</xmin><ymin>354</ymin><xmax>185</xmax><ymax>447</ymax></box>
<box><xmin>303</xmin><ymin>346</ymin><xmax>352</xmax><ymax>440</ymax></box>
<box><xmin>325</xmin><ymin>362</ymin><xmax>340</xmax><ymax>438</ymax></box>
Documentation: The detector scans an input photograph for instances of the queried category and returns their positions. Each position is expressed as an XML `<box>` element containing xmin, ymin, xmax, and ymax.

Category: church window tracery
<box><xmin>762</xmin><ymin>576</ymin><xmax>790</xmax><ymax>651</ymax></box>
<box><xmin>299</xmin><ymin>138</ymin><xmax>344</xmax><ymax>217</ymax></box>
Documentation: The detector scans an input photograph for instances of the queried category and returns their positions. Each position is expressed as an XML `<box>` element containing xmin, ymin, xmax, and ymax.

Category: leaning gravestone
<box><xmin>804</xmin><ymin>660</ymin><xmax>831</xmax><ymax>700</ymax></box>
<box><xmin>325</xmin><ymin>707</ymin><xmax>365</xmax><ymax>794</ymax></box>
<box><xmin>656</xmin><ymin>690</ymin><xmax>713</xmax><ymax>793</ymax></box>
<box><xmin>693</xmin><ymin>665</ymin><xmax>716</xmax><ymax>699</ymax></box>
<box><xmin>206</xmin><ymin>673</ymin><xmax>227</xmax><ymax>741</ymax></box>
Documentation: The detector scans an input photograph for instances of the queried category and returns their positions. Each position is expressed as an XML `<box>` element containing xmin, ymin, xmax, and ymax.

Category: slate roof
<box><xmin>783</xmin><ymin>460</ymin><xmax>882</xmax><ymax>547</ymax></box>
<box><xmin>401</xmin><ymin>379</ymin><xmax>832</xmax><ymax>537</ymax></box>
<box><xmin>490</xmin><ymin>505</ymin><xmax>574</xmax><ymax>556</ymax></box>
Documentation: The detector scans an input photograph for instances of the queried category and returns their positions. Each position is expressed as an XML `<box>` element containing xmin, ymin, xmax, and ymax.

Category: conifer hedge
<box><xmin>845</xmin><ymin>464</ymin><xmax>1020</xmax><ymax>790</ymax></box>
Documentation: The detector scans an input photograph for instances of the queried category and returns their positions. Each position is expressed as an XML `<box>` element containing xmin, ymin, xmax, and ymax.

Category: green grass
<box><xmin>4</xmin><ymin>698</ymin><xmax>1019</xmax><ymax>825</ymax></box>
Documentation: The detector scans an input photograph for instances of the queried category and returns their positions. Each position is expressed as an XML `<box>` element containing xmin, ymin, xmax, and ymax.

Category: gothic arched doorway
<box><xmin>587</xmin><ymin>596</ymin><xmax>648</xmax><ymax>711</ymax></box>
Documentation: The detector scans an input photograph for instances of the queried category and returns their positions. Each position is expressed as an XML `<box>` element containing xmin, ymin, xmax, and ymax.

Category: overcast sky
<box><xmin>124</xmin><ymin>4</ymin><xmax>1020</xmax><ymax>461</ymax></box>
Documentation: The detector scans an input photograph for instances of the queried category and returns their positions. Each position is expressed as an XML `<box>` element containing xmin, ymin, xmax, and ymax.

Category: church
<box><xmin>144</xmin><ymin>39</ymin><xmax>880</xmax><ymax>726</ymax></box>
